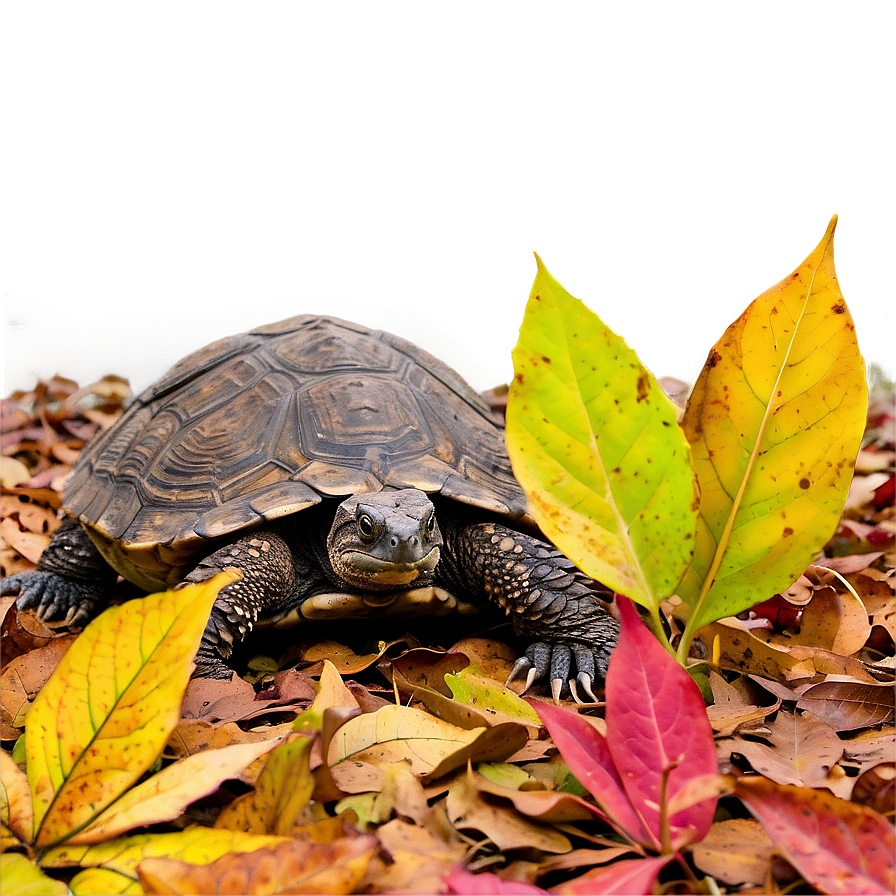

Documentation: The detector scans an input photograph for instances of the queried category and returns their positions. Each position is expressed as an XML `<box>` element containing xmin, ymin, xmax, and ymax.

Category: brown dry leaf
<box><xmin>387</xmin><ymin>647</ymin><xmax>471</xmax><ymax>696</ymax></box>
<box><xmin>851</xmin><ymin>762</ymin><xmax>895</xmax><ymax>816</ymax></box>
<box><xmin>726</xmin><ymin>708</ymin><xmax>846</xmax><ymax>793</ymax></box>
<box><xmin>166</xmin><ymin>719</ymin><xmax>285</xmax><ymax>760</ymax></box>
<box><xmin>797</xmin><ymin>587</ymin><xmax>871</xmax><ymax>656</ymax></box>
<box><xmin>299</xmin><ymin>638</ymin><xmax>393</xmax><ymax>676</ymax></box>
<box><xmin>0</xmin><ymin>635</ymin><xmax>78</xmax><ymax>734</ymax></box>
<box><xmin>0</xmin><ymin>516</ymin><xmax>51</xmax><ymax>564</ymax></box>
<box><xmin>472</xmin><ymin>769</ymin><xmax>598</xmax><ymax>823</ymax></box>
<box><xmin>705</xmin><ymin>617</ymin><xmax>879</xmax><ymax>683</ymax></box>
<box><xmin>362</xmin><ymin>815</ymin><xmax>467</xmax><ymax>894</ymax></box>
<box><xmin>707</xmin><ymin>671</ymin><xmax>781</xmax><ymax>737</ymax></box>
<box><xmin>181</xmin><ymin>672</ymin><xmax>265</xmax><ymax>724</ymax></box>
<box><xmin>796</xmin><ymin>680</ymin><xmax>895</xmax><ymax>731</ymax></box>
<box><xmin>446</xmin><ymin>769</ymin><xmax>572</xmax><ymax>853</ymax></box>
<box><xmin>138</xmin><ymin>834</ymin><xmax>378</xmax><ymax>895</ymax></box>
<box><xmin>691</xmin><ymin>817</ymin><xmax>777</xmax><ymax>886</ymax></box>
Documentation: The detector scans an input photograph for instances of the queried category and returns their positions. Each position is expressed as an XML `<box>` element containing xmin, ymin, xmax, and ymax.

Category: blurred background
<box><xmin>3</xmin><ymin>3</ymin><xmax>893</xmax><ymax>400</ymax></box>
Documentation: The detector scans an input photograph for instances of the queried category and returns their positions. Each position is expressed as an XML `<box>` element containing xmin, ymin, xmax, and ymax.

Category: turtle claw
<box><xmin>550</xmin><ymin>678</ymin><xmax>564</xmax><ymax>703</ymax></box>
<box><xmin>507</xmin><ymin>640</ymin><xmax>606</xmax><ymax>701</ymax></box>
<box><xmin>2</xmin><ymin>570</ymin><xmax>102</xmax><ymax>629</ymax></box>
<box><xmin>506</xmin><ymin>656</ymin><xmax>539</xmax><ymax>694</ymax></box>
<box><xmin>577</xmin><ymin>671</ymin><xmax>598</xmax><ymax>702</ymax></box>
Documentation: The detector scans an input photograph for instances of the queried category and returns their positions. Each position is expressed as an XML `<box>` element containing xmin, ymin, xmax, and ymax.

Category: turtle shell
<box><xmin>64</xmin><ymin>315</ymin><xmax>529</xmax><ymax>590</ymax></box>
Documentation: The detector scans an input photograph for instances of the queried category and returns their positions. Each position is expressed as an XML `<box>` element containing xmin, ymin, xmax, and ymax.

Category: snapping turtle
<box><xmin>4</xmin><ymin>316</ymin><xmax>618</xmax><ymax>695</ymax></box>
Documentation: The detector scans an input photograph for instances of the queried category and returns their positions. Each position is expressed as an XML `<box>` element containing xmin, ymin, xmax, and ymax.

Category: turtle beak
<box><xmin>340</xmin><ymin>546</ymin><xmax>440</xmax><ymax>586</ymax></box>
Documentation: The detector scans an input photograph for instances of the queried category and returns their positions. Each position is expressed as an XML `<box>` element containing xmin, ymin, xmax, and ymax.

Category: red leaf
<box><xmin>551</xmin><ymin>854</ymin><xmax>672</xmax><ymax>894</ymax></box>
<box><xmin>445</xmin><ymin>866</ymin><xmax>547</xmax><ymax>894</ymax></box>
<box><xmin>737</xmin><ymin>777</ymin><xmax>895</xmax><ymax>895</ymax></box>
<box><xmin>531</xmin><ymin>700</ymin><xmax>654</xmax><ymax>847</ymax></box>
<box><xmin>605</xmin><ymin>597</ymin><xmax>718</xmax><ymax>849</ymax></box>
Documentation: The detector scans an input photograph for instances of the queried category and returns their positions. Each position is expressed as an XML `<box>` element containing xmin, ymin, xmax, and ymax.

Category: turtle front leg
<box><xmin>184</xmin><ymin>530</ymin><xmax>297</xmax><ymax>679</ymax></box>
<box><xmin>1</xmin><ymin>518</ymin><xmax>117</xmax><ymax>628</ymax></box>
<box><xmin>438</xmin><ymin>520</ymin><xmax>620</xmax><ymax>700</ymax></box>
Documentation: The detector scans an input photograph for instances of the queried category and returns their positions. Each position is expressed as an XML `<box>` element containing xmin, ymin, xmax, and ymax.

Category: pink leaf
<box><xmin>605</xmin><ymin>597</ymin><xmax>718</xmax><ymax>849</ymax></box>
<box><xmin>445</xmin><ymin>866</ymin><xmax>548</xmax><ymax>894</ymax></box>
<box><xmin>531</xmin><ymin>699</ymin><xmax>654</xmax><ymax>847</ymax></box>
<box><xmin>737</xmin><ymin>777</ymin><xmax>895</xmax><ymax>895</ymax></box>
<box><xmin>551</xmin><ymin>854</ymin><xmax>672</xmax><ymax>894</ymax></box>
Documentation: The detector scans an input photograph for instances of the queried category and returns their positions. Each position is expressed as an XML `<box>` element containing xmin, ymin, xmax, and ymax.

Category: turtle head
<box><xmin>328</xmin><ymin>489</ymin><xmax>442</xmax><ymax>590</ymax></box>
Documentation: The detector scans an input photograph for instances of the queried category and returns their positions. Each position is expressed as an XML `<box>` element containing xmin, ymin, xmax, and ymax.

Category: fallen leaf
<box><xmin>726</xmin><ymin>708</ymin><xmax>844</xmax><ymax>791</ymax></box>
<box><xmin>26</xmin><ymin>575</ymin><xmax>232</xmax><ymax>850</ymax></box>
<box><xmin>70</xmin><ymin>739</ymin><xmax>280</xmax><ymax>844</ymax></box>
<box><xmin>796</xmin><ymin>681</ymin><xmax>895</xmax><ymax>732</ymax></box>
<box><xmin>1</xmin><ymin>749</ymin><xmax>33</xmax><ymax>847</ymax></box>
<box><xmin>138</xmin><ymin>835</ymin><xmax>378</xmax><ymax>895</ymax></box>
<box><xmin>690</xmin><ymin>817</ymin><xmax>777</xmax><ymax>886</ymax></box>
<box><xmin>737</xmin><ymin>775</ymin><xmax>895</xmax><ymax>895</ymax></box>
<box><xmin>366</xmin><ymin>815</ymin><xmax>467</xmax><ymax>894</ymax></box>
<box><xmin>551</xmin><ymin>854</ymin><xmax>673</xmax><ymax>894</ymax></box>
<box><xmin>0</xmin><ymin>852</ymin><xmax>69</xmax><ymax>895</ymax></box>
<box><xmin>328</xmin><ymin>703</ymin><xmax>524</xmax><ymax>782</ymax></box>
<box><xmin>446</xmin><ymin>771</ymin><xmax>572</xmax><ymax>854</ymax></box>
<box><xmin>444</xmin><ymin>865</ymin><xmax>548</xmax><ymax>894</ymax></box>
<box><xmin>214</xmin><ymin>734</ymin><xmax>314</xmax><ymax>836</ymax></box>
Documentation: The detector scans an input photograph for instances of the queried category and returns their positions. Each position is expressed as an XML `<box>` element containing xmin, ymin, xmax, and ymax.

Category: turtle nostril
<box><xmin>410</xmin><ymin>536</ymin><xmax>419</xmax><ymax>548</ymax></box>
<box><xmin>390</xmin><ymin>537</ymin><xmax>398</xmax><ymax>547</ymax></box>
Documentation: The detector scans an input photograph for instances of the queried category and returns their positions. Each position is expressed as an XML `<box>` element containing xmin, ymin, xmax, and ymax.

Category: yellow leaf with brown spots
<box><xmin>215</xmin><ymin>734</ymin><xmax>315</xmax><ymax>835</ymax></box>
<box><xmin>679</xmin><ymin>217</ymin><xmax>868</xmax><ymax>646</ymax></box>
<box><xmin>506</xmin><ymin>255</ymin><xmax>699</xmax><ymax>610</ymax></box>
<box><xmin>137</xmin><ymin>835</ymin><xmax>378</xmax><ymax>895</ymax></box>
<box><xmin>26</xmin><ymin>573</ymin><xmax>235</xmax><ymax>850</ymax></box>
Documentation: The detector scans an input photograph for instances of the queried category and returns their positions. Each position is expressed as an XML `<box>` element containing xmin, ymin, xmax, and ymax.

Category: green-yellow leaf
<box><xmin>444</xmin><ymin>669</ymin><xmax>542</xmax><ymax>727</ymax></box>
<box><xmin>0</xmin><ymin>853</ymin><xmax>68</xmax><ymax>896</ymax></box>
<box><xmin>679</xmin><ymin>217</ymin><xmax>867</xmax><ymax>642</ymax></box>
<box><xmin>26</xmin><ymin>573</ymin><xmax>235</xmax><ymax>851</ymax></box>
<box><xmin>2</xmin><ymin>749</ymin><xmax>33</xmax><ymax>847</ymax></box>
<box><xmin>68</xmin><ymin>739</ymin><xmax>278</xmax><ymax>844</ymax></box>
<box><xmin>506</xmin><ymin>255</ymin><xmax>698</xmax><ymax>609</ymax></box>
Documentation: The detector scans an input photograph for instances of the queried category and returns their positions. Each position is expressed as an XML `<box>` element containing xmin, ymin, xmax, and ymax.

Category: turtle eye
<box><xmin>425</xmin><ymin>514</ymin><xmax>436</xmax><ymax>537</ymax></box>
<box><xmin>357</xmin><ymin>513</ymin><xmax>375</xmax><ymax>540</ymax></box>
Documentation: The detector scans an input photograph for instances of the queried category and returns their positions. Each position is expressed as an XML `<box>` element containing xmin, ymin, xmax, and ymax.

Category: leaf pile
<box><xmin>2</xmin><ymin>225</ymin><xmax>895</xmax><ymax>893</ymax></box>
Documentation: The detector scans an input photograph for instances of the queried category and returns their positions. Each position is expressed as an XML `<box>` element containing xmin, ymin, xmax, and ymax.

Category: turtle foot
<box><xmin>2</xmin><ymin>570</ymin><xmax>107</xmax><ymax>629</ymax></box>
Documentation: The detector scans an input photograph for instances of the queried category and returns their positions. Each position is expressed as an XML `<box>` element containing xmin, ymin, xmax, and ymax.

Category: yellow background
<box><xmin>0</xmin><ymin>0</ymin><xmax>896</xmax><ymax>386</ymax></box>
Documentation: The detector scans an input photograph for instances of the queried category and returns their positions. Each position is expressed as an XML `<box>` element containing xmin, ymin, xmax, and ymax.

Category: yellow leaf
<box><xmin>215</xmin><ymin>734</ymin><xmax>315</xmax><ymax>835</ymax></box>
<box><xmin>42</xmin><ymin>826</ymin><xmax>287</xmax><ymax>880</ymax></box>
<box><xmin>68</xmin><ymin>739</ymin><xmax>278</xmax><ymax>844</ymax></box>
<box><xmin>0</xmin><ymin>853</ymin><xmax>68</xmax><ymax>895</ymax></box>
<box><xmin>1</xmin><ymin>749</ymin><xmax>33</xmax><ymax>847</ymax></box>
<box><xmin>69</xmin><ymin>867</ymin><xmax>143</xmax><ymax>895</ymax></box>
<box><xmin>26</xmin><ymin>573</ymin><xmax>235</xmax><ymax>850</ymax></box>
<box><xmin>679</xmin><ymin>218</ymin><xmax>867</xmax><ymax>644</ymax></box>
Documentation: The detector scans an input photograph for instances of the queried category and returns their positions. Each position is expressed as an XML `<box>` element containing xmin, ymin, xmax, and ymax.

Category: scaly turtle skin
<box><xmin>4</xmin><ymin>316</ymin><xmax>618</xmax><ymax>696</ymax></box>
